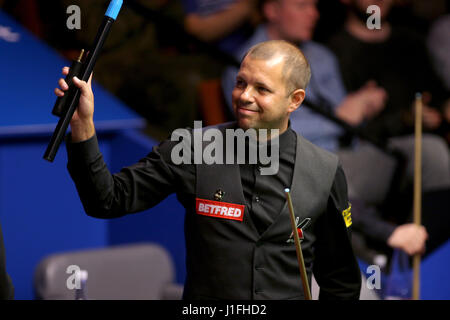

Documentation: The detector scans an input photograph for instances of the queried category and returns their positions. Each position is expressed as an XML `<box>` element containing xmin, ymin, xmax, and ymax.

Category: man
<box><xmin>222</xmin><ymin>0</ymin><xmax>444</xmax><ymax>261</ymax></box>
<box><xmin>55</xmin><ymin>40</ymin><xmax>361</xmax><ymax>300</ymax></box>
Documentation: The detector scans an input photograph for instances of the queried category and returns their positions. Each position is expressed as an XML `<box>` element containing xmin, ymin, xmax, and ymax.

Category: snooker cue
<box><xmin>412</xmin><ymin>93</ymin><xmax>422</xmax><ymax>300</ymax></box>
<box><xmin>285</xmin><ymin>188</ymin><xmax>312</xmax><ymax>300</ymax></box>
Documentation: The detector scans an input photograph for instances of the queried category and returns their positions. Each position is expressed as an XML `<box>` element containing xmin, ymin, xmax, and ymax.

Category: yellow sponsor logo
<box><xmin>342</xmin><ymin>203</ymin><xmax>352</xmax><ymax>228</ymax></box>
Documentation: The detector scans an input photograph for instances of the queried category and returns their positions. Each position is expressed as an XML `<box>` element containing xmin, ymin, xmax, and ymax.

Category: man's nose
<box><xmin>240</xmin><ymin>86</ymin><xmax>255</xmax><ymax>103</ymax></box>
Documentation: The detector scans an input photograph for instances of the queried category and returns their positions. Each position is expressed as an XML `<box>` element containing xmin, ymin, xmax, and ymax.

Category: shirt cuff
<box><xmin>378</xmin><ymin>222</ymin><xmax>397</xmax><ymax>243</ymax></box>
<box><xmin>66</xmin><ymin>133</ymin><xmax>101</xmax><ymax>164</ymax></box>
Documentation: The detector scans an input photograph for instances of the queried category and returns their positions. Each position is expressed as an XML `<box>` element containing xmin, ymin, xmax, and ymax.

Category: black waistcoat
<box><xmin>182</xmin><ymin>123</ymin><xmax>338</xmax><ymax>300</ymax></box>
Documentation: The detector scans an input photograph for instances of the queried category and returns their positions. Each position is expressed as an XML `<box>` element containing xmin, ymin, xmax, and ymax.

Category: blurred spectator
<box><xmin>328</xmin><ymin>0</ymin><xmax>450</xmax><ymax>145</ymax></box>
<box><xmin>182</xmin><ymin>0</ymin><xmax>259</xmax><ymax>54</ymax></box>
<box><xmin>222</xmin><ymin>0</ymin><xmax>450</xmax><ymax>263</ymax></box>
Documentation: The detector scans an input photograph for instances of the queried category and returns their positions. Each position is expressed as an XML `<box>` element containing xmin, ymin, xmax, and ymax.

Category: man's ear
<box><xmin>288</xmin><ymin>89</ymin><xmax>305</xmax><ymax>113</ymax></box>
<box><xmin>263</xmin><ymin>0</ymin><xmax>279</xmax><ymax>22</ymax></box>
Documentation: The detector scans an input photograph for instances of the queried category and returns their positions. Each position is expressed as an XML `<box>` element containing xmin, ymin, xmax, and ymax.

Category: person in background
<box><xmin>328</xmin><ymin>0</ymin><xmax>450</xmax><ymax>145</ymax></box>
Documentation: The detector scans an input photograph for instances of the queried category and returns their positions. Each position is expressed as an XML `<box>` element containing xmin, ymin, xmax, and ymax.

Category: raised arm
<box><xmin>54</xmin><ymin>69</ymin><xmax>188</xmax><ymax>219</ymax></box>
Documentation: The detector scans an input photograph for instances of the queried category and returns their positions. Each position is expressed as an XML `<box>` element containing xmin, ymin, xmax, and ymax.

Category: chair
<box><xmin>34</xmin><ymin>243</ymin><xmax>183</xmax><ymax>300</ymax></box>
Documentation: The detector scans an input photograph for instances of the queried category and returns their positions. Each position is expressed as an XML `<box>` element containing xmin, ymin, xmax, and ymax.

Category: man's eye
<box><xmin>236</xmin><ymin>80</ymin><xmax>246</xmax><ymax>88</ymax></box>
<box><xmin>258</xmin><ymin>87</ymin><xmax>269</xmax><ymax>93</ymax></box>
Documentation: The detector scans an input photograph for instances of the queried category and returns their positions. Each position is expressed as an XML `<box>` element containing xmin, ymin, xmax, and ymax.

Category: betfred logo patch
<box><xmin>196</xmin><ymin>198</ymin><xmax>245</xmax><ymax>221</ymax></box>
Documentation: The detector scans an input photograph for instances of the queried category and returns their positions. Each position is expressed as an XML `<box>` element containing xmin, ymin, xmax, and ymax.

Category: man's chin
<box><xmin>237</xmin><ymin>118</ymin><xmax>256</xmax><ymax>130</ymax></box>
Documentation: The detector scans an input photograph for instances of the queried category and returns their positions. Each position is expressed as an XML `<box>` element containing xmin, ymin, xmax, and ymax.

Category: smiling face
<box><xmin>232</xmin><ymin>54</ymin><xmax>304</xmax><ymax>132</ymax></box>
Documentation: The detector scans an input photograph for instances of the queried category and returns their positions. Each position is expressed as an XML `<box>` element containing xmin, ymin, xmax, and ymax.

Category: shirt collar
<box><xmin>278</xmin><ymin>121</ymin><xmax>296</xmax><ymax>158</ymax></box>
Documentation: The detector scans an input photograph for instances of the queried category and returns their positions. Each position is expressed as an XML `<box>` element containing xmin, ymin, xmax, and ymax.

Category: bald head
<box><xmin>243</xmin><ymin>40</ymin><xmax>311</xmax><ymax>94</ymax></box>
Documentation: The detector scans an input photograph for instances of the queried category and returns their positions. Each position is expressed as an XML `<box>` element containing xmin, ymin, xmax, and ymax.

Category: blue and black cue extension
<box><xmin>44</xmin><ymin>0</ymin><xmax>123</xmax><ymax>162</ymax></box>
